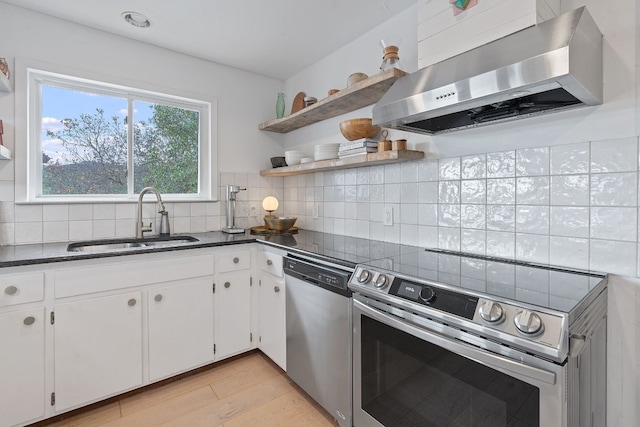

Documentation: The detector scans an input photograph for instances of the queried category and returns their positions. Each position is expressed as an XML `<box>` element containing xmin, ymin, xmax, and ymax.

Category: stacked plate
<box><xmin>314</xmin><ymin>143</ymin><xmax>340</xmax><ymax>161</ymax></box>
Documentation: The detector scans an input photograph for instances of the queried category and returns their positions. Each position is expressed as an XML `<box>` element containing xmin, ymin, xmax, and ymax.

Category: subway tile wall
<box><xmin>284</xmin><ymin>136</ymin><xmax>640</xmax><ymax>278</ymax></box>
<box><xmin>1</xmin><ymin>136</ymin><xmax>638</xmax><ymax>279</ymax></box>
<box><xmin>0</xmin><ymin>172</ymin><xmax>285</xmax><ymax>246</ymax></box>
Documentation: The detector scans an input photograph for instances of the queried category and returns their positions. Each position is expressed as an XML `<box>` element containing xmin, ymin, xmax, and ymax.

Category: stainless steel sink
<box><xmin>67</xmin><ymin>236</ymin><xmax>199</xmax><ymax>252</ymax></box>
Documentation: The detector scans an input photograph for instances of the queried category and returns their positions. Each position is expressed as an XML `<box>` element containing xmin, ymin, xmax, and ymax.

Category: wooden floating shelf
<box><xmin>258</xmin><ymin>68</ymin><xmax>407</xmax><ymax>133</ymax></box>
<box><xmin>260</xmin><ymin>150</ymin><xmax>424</xmax><ymax>177</ymax></box>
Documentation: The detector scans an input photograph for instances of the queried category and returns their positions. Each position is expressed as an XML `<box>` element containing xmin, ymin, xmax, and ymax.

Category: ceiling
<box><xmin>1</xmin><ymin>0</ymin><xmax>416</xmax><ymax>80</ymax></box>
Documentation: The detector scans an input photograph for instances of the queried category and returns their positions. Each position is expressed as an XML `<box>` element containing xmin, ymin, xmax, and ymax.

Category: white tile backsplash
<box><xmin>439</xmin><ymin>157</ymin><xmax>461</xmax><ymax>180</ymax></box>
<box><xmin>551</xmin><ymin>175</ymin><xmax>590</xmax><ymax>206</ymax></box>
<box><xmin>516</xmin><ymin>177</ymin><xmax>550</xmax><ymax>205</ymax></box>
<box><xmin>487</xmin><ymin>151</ymin><xmax>516</xmax><ymax>178</ymax></box>
<box><xmin>590</xmin><ymin>207</ymin><xmax>637</xmax><ymax>241</ymax></box>
<box><xmin>2</xmin><ymin>137</ymin><xmax>640</xmax><ymax>279</ymax></box>
<box><xmin>550</xmin><ymin>206</ymin><xmax>590</xmax><ymax>238</ymax></box>
<box><xmin>591</xmin><ymin>137</ymin><xmax>638</xmax><ymax>173</ymax></box>
<box><xmin>461</xmin><ymin>154</ymin><xmax>486</xmax><ymax>179</ymax></box>
<box><xmin>461</xmin><ymin>180</ymin><xmax>486</xmax><ymax>204</ymax></box>
<box><xmin>516</xmin><ymin>147</ymin><xmax>550</xmax><ymax>176</ymax></box>
<box><xmin>590</xmin><ymin>172</ymin><xmax>637</xmax><ymax>206</ymax></box>
<box><xmin>486</xmin><ymin>178</ymin><xmax>516</xmax><ymax>204</ymax></box>
<box><xmin>550</xmin><ymin>142</ymin><xmax>590</xmax><ymax>175</ymax></box>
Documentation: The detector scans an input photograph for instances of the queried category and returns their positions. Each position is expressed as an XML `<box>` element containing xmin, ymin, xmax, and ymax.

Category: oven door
<box><xmin>353</xmin><ymin>297</ymin><xmax>567</xmax><ymax>427</ymax></box>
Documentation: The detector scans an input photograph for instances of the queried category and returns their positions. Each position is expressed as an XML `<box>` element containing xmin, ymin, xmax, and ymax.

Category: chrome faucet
<box><xmin>136</xmin><ymin>187</ymin><xmax>169</xmax><ymax>238</ymax></box>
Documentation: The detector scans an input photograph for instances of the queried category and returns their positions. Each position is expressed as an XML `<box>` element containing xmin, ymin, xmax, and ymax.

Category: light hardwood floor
<box><xmin>40</xmin><ymin>352</ymin><xmax>338</xmax><ymax>427</ymax></box>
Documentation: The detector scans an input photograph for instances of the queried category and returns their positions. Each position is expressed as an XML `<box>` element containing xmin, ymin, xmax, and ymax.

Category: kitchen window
<box><xmin>15</xmin><ymin>62</ymin><xmax>216</xmax><ymax>203</ymax></box>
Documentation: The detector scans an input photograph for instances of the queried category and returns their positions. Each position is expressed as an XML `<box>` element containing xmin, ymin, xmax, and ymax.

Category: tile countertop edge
<box><xmin>0</xmin><ymin>230</ymin><xmax>361</xmax><ymax>269</ymax></box>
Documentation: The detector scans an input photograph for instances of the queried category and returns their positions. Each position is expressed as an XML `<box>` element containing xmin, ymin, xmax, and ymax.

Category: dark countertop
<box><xmin>0</xmin><ymin>229</ymin><xmax>422</xmax><ymax>269</ymax></box>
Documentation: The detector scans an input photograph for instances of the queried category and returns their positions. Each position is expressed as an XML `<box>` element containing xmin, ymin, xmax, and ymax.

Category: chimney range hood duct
<box><xmin>372</xmin><ymin>6</ymin><xmax>603</xmax><ymax>135</ymax></box>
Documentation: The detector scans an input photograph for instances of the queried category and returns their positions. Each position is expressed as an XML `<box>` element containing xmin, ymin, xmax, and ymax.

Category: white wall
<box><xmin>0</xmin><ymin>3</ymin><xmax>287</xmax><ymax>243</ymax></box>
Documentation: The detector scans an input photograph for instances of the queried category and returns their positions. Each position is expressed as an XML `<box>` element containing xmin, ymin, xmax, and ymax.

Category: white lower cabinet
<box><xmin>0</xmin><ymin>307</ymin><xmax>46</xmax><ymax>427</ymax></box>
<box><xmin>54</xmin><ymin>291</ymin><xmax>143</xmax><ymax>412</ymax></box>
<box><xmin>258</xmin><ymin>274</ymin><xmax>286</xmax><ymax>370</ymax></box>
<box><xmin>215</xmin><ymin>271</ymin><xmax>252</xmax><ymax>359</ymax></box>
<box><xmin>148</xmin><ymin>278</ymin><xmax>214</xmax><ymax>381</ymax></box>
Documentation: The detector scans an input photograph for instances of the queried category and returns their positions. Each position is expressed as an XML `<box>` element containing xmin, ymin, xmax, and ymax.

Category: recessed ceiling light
<box><xmin>122</xmin><ymin>11</ymin><xmax>151</xmax><ymax>28</ymax></box>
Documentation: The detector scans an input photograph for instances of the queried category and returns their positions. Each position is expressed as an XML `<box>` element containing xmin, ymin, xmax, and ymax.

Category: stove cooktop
<box><xmin>359</xmin><ymin>248</ymin><xmax>606</xmax><ymax>317</ymax></box>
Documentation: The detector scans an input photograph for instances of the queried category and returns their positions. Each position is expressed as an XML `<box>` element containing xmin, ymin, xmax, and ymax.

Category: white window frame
<box><xmin>15</xmin><ymin>58</ymin><xmax>218</xmax><ymax>203</ymax></box>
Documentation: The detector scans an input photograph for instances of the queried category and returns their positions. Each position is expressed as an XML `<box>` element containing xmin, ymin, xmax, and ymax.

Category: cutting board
<box><xmin>291</xmin><ymin>92</ymin><xmax>306</xmax><ymax>114</ymax></box>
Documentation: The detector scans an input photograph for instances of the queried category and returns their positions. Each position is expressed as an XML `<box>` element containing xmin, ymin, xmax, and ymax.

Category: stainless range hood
<box><xmin>373</xmin><ymin>6</ymin><xmax>603</xmax><ymax>135</ymax></box>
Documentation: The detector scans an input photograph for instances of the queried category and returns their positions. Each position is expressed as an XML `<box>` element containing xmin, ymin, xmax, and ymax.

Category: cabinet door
<box><xmin>259</xmin><ymin>275</ymin><xmax>286</xmax><ymax>370</ymax></box>
<box><xmin>148</xmin><ymin>279</ymin><xmax>214</xmax><ymax>381</ymax></box>
<box><xmin>0</xmin><ymin>308</ymin><xmax>45</xmax><ymax>426</ymax></box>
<box><xmin>54</xmin><ymin>291</ymin><xmax>143</xmax><ymax>412</ymax></box>
<box><xmin>215</xmin><ymin>271</ymin><xmax>251</xmax><ymax>359</ymax></box>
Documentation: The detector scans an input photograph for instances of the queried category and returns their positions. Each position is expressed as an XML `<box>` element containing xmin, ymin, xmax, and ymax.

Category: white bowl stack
<box><xmin>314</xmin><ymin>143</ymin><xmax>340</xmax><ymax>161</ymax></box>
<box><xmin>285</xmin><ymin>150</ymin><xmax>304</xmax><ymax>165</ymax></box>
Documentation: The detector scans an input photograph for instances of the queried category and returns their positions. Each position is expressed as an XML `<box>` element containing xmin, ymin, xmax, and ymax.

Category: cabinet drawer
<box><xmin>216</xmin><ymin>250</ymin><xmax>251</xmax><ymax>273</ymax></box>
<box><xmin>257</xmin><ymin>251</ymin><xmax>283</xmax><ymax>277</ymax></box>
<box><xmin>0</xmin><ymin>273</ymin><xmax>45</xmax><ymax>307</ymax></box>
<box><xmin>55</xmin><ymin>254</ymin><xmax>214</xmax><ymax>298</ymax></box>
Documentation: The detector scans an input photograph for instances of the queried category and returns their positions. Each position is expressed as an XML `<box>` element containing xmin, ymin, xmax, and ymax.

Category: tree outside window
<box><xmin>41</xmin><ymin>84</ymin><xmax>200</xmax><ymax>197</ymax></box>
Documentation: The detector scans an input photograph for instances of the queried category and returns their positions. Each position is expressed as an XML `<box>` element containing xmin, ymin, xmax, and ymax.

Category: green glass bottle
<box><xmin>276</xmin><ymin>93</ymin><xmax>285</xmax><ymax>118</ymax></box>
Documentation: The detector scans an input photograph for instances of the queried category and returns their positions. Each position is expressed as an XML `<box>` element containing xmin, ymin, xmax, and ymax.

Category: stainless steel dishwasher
<box><xmin>284</xmin><ymin>254</ymin><xmax>353</xmax><ymax>427</ymax></box>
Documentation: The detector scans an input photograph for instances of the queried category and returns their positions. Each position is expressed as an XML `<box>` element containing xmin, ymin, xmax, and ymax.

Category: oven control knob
<box><xmin>357</xmin><ymin>269</ymin><xmax>371</xmax><ymax>284</ymax></box>
<box><xmin>514</xmin><ymin>310</ymin><xmax>543</xmax><ymax>335</ymax></box>
<box><xmin>479</xmin><ymin>301</ymin><xmax>504</xmax><ymax>324</ymax></box>
<box><xmin>419</xmin><ymin>287</ymin><xmax>436</xmax><ymax>303</ymax></box>
<box><xmin>374</xmin><ymin>274</ymin><xmax>388</xmax><ymax>289</ymax></box>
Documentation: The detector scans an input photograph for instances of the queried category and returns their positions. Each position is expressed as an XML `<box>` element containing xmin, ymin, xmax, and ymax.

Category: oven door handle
<box><xmin>355</xmin><ymin>299</ymin><xmax>557</xmax><ymax>386</ymax></box>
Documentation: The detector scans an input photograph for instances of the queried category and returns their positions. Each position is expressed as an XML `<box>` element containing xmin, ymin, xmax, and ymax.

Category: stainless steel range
<box><xmin>349</xmin><ymin>249</ymin><xmax>607</xmax><ymax>427</ymax></box>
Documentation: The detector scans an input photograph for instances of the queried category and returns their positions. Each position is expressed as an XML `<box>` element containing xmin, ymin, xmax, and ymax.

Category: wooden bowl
<box><xmin>265</xmin><ymin>216</ymin><xmax>297</xmax><ymax>231</ymax></box>
<box><xmin>339</xmin><ymin>118</ymin><xmax>380</xmax><ymax>141</ymax></box>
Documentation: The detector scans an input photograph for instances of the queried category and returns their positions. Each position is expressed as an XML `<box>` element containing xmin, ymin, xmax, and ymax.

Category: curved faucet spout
<box><xmin>136</xmin><ymin>187</ymin><xmax>167</xmax><ymax>238</ymax></box>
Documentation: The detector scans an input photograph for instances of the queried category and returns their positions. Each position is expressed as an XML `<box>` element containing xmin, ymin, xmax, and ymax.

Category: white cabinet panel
<box><xmin>54</xmin><ymin>292</ymin><xmax>143</xmax><ymax>412</ymax></box>
<box><xmin>55</xmin><ymin>254</ymin><xmax>213</xmax><ymax>298</ymax></box>
<box><xmin>0</xmin><ymin>272</ymin><xmax>44</xmax><ymax>307</ymax></box>
<box><xmin>258</xmin><ymin>275</ymin><xmax>286</xmax><ymax>370</ymax></box>
<box><xmin>257</xmin><ymin>250</ymin><xmax>283</xmax><ymax>278</ymax></box>
<box><xmin>148</xmin><ymin>279</ymin><xmax>214</xmax><ymax>381</ymax></box>
<box><xmin>216</xmin><ymin>249</ymin><xmax>251</xmax><ymax>273</ymax></box>
<box><xmin>0</xmin><ymin>307</ymin><xmax>45</xmax><ymax>427</ymax></box>
<box><xmin>215</xmin><ymin>271</ymin><xmax>251</xmax><ymax>359</ymax></box>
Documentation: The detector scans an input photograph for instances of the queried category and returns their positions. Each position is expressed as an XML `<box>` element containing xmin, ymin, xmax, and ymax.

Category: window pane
<box><xmin>133</xmin><ymin>101</ymin><xmax>199</xmax><ymax>194</ymax></box>
<box><xmin>41</xmin><ymin>85</ymin><xmax>128</xmax><ymax>195</ymax></box>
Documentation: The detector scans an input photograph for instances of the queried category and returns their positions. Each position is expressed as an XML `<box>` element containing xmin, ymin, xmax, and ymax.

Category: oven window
<box><xmin>361</xmin><ymin>316</ymin><xmax>540</xmax><ymax>427</ymax></box>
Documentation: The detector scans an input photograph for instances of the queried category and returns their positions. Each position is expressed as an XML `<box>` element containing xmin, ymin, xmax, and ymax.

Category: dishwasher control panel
<box><xmin>284</xmin><ymin>256</ymin><xmax>353</xmax><ymax>296</ymax></box>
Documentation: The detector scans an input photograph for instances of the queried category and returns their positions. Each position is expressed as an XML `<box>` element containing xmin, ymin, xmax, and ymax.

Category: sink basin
<box><xmin>67</xmin><ymin>236</ymin><xmax>200</xmax><ymax>253</ymax></box>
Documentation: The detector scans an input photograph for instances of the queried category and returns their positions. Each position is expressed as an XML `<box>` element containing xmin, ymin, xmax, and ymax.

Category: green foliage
<box><xmin>43</xmin><ymin>105</ymin><xmax>199</xmax><ymax>195</ymax></box>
